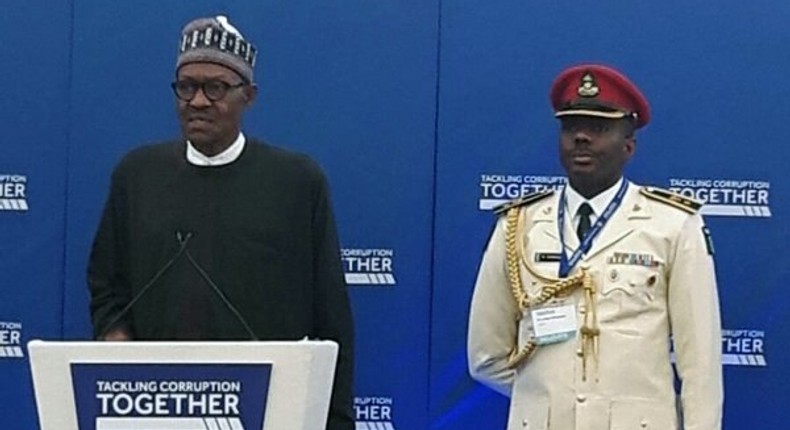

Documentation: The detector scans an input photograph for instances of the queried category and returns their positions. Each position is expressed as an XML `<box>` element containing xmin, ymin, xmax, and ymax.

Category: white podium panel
<box><xmin>28</xmin><ymin>340</ymin><xmax>338</xmax><ymax>430</ymax></box>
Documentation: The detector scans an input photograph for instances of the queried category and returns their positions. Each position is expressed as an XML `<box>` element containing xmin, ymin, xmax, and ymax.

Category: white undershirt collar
<box><xmin>186</xmin><ymin>132</ymin><xmax>246</xmax><ymax>166</ymax></box>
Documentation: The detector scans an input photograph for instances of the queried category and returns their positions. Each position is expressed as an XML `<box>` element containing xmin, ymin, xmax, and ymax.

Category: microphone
<box><xmin>97</xmin><ymin>231</ymin><xmax>193</xmax><ymax>340</ymax></box>
<box><xmin>184</xmin><ymin>249</ymin><xmax>260</xmax><ymax>341</ymax></box>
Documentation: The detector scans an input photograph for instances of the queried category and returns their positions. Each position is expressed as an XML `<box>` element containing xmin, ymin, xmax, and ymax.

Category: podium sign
<box><xmin>28</xmin><ymin>340</ymin><xmax>338</xmax><ymax>430</ymax></box>
<box><xmin>71</xmin><ymin>362</ymin><xmax>271</xmax><ymax>430</ymax></box>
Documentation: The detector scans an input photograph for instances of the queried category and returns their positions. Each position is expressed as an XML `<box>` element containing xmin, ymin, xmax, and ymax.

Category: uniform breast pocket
<box><xmin>609</xmin><ymin>398</ymin><xmax>677</xmax><ymax>430</ymax></box>
<box><xmin>507</xmin><ymin>395</ymin><xmax>549</xmax><ymax>430</ymax></box>
<box><xmin>601</xmin><ymin>260</ymin><xmax>665</xmax><ymax>305</ymax></box>
<box><xmin>525</xmin><ymin>251</ymin><xmax>562</xmax><ymax>293</ymax></box>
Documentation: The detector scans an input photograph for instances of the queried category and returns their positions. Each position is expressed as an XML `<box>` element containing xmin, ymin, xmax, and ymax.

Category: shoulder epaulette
<box><xmin>640</xmin><ymin>186</ymin><xmax>702</xmax><ymax>214</ymax></box>
<box><xmin>493</xmin><ymin>190</ymin><xmax>554</xmax><ymax>215</ymax></box>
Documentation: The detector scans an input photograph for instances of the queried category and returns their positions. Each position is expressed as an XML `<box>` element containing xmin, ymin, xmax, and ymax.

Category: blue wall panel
<box><xmin>0</xmin><ymin>1</ymin><xmax>72</xmax><ymax>426</ymax></box>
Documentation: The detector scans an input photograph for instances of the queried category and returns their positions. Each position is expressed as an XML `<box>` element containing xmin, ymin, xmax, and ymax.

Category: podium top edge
<box><xmin>27</xmin><ymin>339</ymin><xmax>339</xmax><ymax>348</ymax></box>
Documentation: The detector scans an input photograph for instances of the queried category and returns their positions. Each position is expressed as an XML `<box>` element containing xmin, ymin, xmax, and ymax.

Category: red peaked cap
<box><xmin>550</xmin><ymin>64</ymin><xmax>650</xmax><ymax>128</ymax></box>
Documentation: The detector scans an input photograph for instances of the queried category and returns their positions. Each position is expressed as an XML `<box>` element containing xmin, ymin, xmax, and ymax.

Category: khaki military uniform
<box><xmin>468</xmin><ymin>184</ymin><xmax>722</xmax><ymax>430</ymax></box>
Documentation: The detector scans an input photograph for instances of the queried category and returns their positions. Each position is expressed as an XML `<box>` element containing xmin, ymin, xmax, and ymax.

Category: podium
<box><xmin>28</xmin><ymin>340</ymin><xmax>338</xmax><ymax>430</ymax></box>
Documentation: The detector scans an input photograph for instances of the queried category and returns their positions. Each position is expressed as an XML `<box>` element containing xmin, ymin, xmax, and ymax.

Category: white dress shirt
<box><xmin>564</xmin><ymin>177</ymin><xmax>626</xmax><ymax>229</ymax></box>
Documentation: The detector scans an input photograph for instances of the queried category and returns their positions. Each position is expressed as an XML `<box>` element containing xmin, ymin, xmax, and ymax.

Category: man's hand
<box><xmin>102</xmin><ymin>327</ymin><xmax>132</xmax><ymax>341</ymax></box>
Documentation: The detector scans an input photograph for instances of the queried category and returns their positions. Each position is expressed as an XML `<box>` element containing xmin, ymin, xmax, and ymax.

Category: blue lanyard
<box><xmin>558</xmin><ymin>181</ymin><xmax>629</xmax><ymax>277</ymax></box>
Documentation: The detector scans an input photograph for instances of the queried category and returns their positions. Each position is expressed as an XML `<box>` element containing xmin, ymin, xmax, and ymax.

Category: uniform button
<box><xmin>576</xmin><ymin>394</ymin><xmax>586</xmax><ymax>403</ymax></box>
<box><xmin>640</xmin><ymin>419</ymin><xmax>648</xmax><ymax>428</ymax></box>
<box><xmin>522</xmin><ymin>418</ymin><xmax>528</xmax><ymax>427</ymax></box>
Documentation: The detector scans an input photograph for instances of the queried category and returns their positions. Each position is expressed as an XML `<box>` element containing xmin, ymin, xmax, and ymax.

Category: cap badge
<box><xmin>577</xmin><ymin>72</ymin><xmax>600</xmax><ymax>98</ymax></box>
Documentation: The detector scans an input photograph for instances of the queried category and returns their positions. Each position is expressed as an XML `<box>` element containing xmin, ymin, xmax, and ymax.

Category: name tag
<box><xmin>534</xmin><ymin>252</ymin><xmax>562</xmax><ymax>263</ymax></box>
<box><xmin>530</xmin><ymin>304</ymin><xmax>577</xmax><ymax>345</ymax></box>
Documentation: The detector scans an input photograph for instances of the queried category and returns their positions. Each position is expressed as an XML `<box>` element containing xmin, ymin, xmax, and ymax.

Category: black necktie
<box><xmin>577</xmin><ymin>202</ymin><xmax>593</xmax><ymax>241</ymax></box>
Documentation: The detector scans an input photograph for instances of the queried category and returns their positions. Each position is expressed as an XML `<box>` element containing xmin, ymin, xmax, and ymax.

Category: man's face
<box><xmin>175</xmin><ymin>62</ymin><xmax>256</xmax><ymax>154</ymax></box>
<box><xmin>558</xmin><ymin>116</ymin><xmax>635</xmax><ymax>193</ymax></box>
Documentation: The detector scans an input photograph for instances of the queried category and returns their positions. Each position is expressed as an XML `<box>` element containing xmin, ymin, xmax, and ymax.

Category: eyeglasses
<box><xmin>171</xmin><ymin>79</ymin><xmax>246</xmax><ymax>102</ymax></box>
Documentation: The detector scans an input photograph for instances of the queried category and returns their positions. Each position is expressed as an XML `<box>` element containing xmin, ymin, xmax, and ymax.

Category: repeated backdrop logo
<box><xmin>342</xmin><ymin>248</ymin><xmax>397</xmax><ymax>286</ymax></box>
<box><xmin>0</xmin><ymin>321</ymin><xmax>24</xmax><ymax>358</ymax></box>
<box><xmin>722</xmin><ymin>329</ymin><xmax>766</xmax><ymax>367</ymax></box>
<box><xmin>355</xmin><ymin>396</ymin><xmax>396</xmax><ymax>430</ymax></box>
<box><xmin>478</xmin><ymin>174</ymin><xmax>566</xmax><ymax>210</ymax></box>
<box><xmin>0</xmin><ymin>174</ymin><xmax>28</xmax><ymax>211</ymax></box>
<box><xmin>477</xmin><ymin>173</ymin><xmax>772</xmax><ymax>219</ymax></box>
<box><xmin>666</xmin><ymin>178</ymin><xmax>771</xmax><ymax>217</ymax></box>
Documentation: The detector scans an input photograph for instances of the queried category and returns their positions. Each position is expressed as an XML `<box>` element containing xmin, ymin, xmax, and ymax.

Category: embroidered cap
<box><xmin>176</xmin><ymin>15</ymin><xmax>257</xmax><ymax>83</ymax></box>
<box><xmin>550</xmin><ymin>64</ymin><xmax>650</xmax><ymax>128</ymax></box>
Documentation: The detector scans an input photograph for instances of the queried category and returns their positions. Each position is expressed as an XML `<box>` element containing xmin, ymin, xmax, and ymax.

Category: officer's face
<box><xmin>175</xmin><ymin>62</ymin><xmax>257</xmax><ymax>155</ymax></box>
<box><xmin>558</xmin><ymin>116</ymin><xmax>635</xmax><ymax>196</ymax></box>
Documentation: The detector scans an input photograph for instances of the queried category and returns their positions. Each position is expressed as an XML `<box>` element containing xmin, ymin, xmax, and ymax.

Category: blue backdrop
<box><xmin>0</xmin><ymin>1</ymin><xmax>786</xmax><ymax>429</ymax></box>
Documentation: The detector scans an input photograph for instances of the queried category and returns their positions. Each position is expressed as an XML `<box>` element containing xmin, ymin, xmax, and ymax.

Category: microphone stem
<box><xmin>185</xmin><ymin>250</ymin><xmax>260</xmax><ymax>341</ymax></box>
<box><xmin>97</xmin><ymin>232</ymin><xmax>193</xmax><ymax>340</ymax></box>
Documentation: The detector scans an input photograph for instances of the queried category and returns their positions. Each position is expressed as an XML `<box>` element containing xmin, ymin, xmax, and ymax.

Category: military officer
<box><xmin>467</xmin><ymin>64</ymin><xmax>723</xmax><ymax>430</ymax></box>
